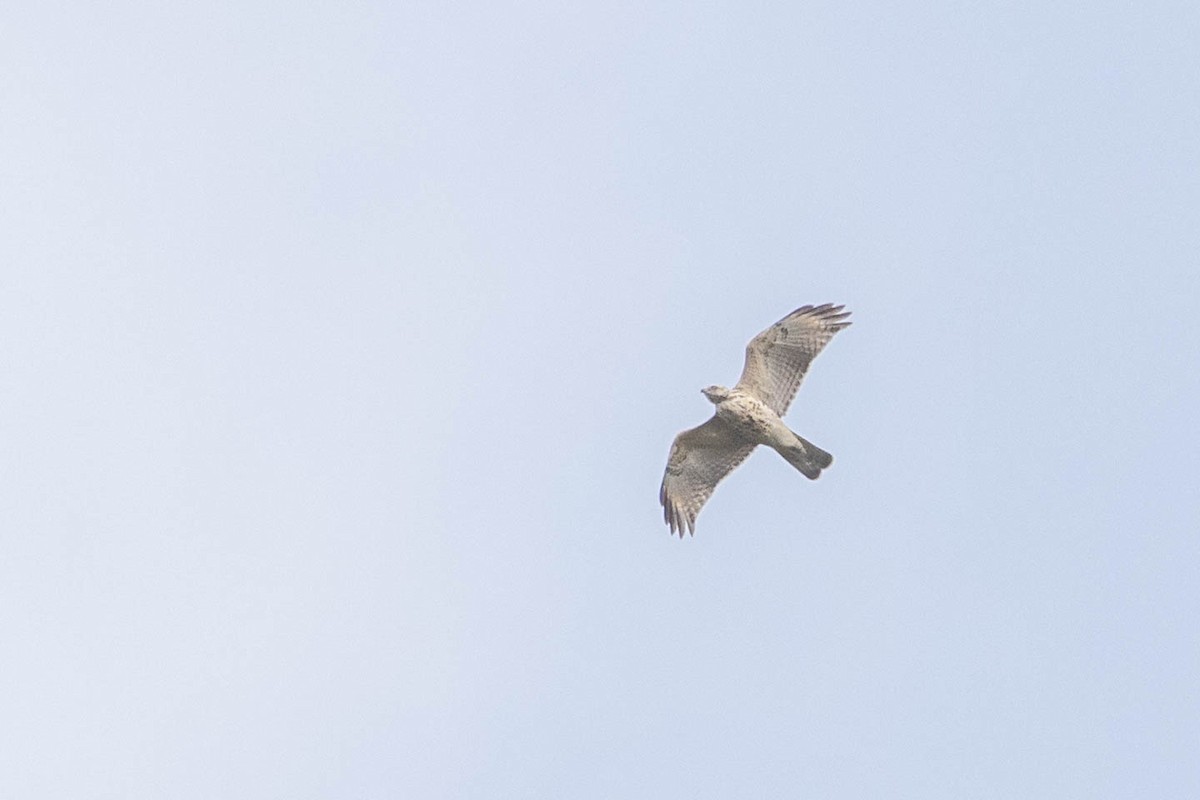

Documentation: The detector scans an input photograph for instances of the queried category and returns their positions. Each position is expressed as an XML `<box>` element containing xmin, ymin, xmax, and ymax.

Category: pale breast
<box><xmin>715</xmin><ymin>392</ymin><xmax>780</xmax><ymax>444</ymax></box>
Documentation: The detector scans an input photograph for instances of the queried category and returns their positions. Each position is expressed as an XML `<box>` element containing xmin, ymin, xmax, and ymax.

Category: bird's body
<box><xmin>659</xmin><ymin>304</ymin><xmax>851</xmax><ymax>536</ymax></box>
<box><xmin>710</xmin><ymin>388</ymin><xmax>791</xmax><ymax>447</ymax></box>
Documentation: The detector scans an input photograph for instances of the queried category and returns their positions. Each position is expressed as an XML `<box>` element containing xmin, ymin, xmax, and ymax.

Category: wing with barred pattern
<box><xmin>659</xmin><ymin>416</ymin><xmax>756</xmax><ymax>537</ymax></box>
<box><xmin>733</xmin><ymin>304</ymin><xmax>851</xmax><ymax>415</ymax></box>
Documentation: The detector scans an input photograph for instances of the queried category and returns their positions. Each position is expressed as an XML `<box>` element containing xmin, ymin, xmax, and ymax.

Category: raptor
<box><xmin>659</xmin><ymin>304</ymin><xmax>852</xmax><ymax>536</ymax></box>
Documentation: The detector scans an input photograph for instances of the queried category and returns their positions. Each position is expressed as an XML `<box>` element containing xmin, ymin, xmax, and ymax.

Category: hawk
<box><xmin>659</xmin><ymin>304</ymin><xmax>852</xmax><ymax>536</ymax></box>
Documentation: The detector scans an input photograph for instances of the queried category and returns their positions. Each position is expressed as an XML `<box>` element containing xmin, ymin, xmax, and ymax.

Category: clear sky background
<box><xmin>3</xmin><ymin>2</ymin><xmax>1199</xmax><ymax>798</ymax></box>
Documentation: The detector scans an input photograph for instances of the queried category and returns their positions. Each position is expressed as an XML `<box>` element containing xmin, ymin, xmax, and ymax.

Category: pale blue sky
<box><xmin>3</xmin><ymin>2</ymin><xmax>1199</xmax><ymax>798</ymax></box>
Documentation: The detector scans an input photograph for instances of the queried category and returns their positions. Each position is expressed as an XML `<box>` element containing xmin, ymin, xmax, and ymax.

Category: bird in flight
<box><xmin>659</xmin><ymin>304</ymin><xmax>852</xmax><ymax>536</ymax></box>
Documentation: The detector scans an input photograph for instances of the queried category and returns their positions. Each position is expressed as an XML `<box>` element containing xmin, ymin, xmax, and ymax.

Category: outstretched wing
<box><xmin>733</xmin><ymin>303</ymin><xmax>852</xmax><ymax>415</ymax></box>
<box><xmin>659</xmin><ymin>416</ymin><xmax>756</xmax><ymax>537</ymax></box>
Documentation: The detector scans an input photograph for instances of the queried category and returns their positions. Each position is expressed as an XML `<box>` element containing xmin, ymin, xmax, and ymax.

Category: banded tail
<box><xmin>778</xmin><ymin>435</ymin><xmax>833</xmax><ymax>480</ymax></box>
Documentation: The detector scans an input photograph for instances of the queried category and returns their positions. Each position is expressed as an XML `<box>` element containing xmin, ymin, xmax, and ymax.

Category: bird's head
<box><xmin>701</xmin><ymin>385</ymin><xmax>731</xmax><ymax>404</ymax></box>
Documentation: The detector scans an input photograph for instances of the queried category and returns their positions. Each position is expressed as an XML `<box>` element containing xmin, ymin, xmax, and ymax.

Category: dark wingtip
<box><xmin>792</xmin><ymin>303</ymin><xmax>852</xmax><ymax>322</ymax></box>
<box><xmin>663</xmin><ymin>501</ymin><xmax>695</xmax><ymax>538</ymax></box>
<box><xmin>812</xmin><ymin>302</ymin><xmax>852</xmax><ymax>330</ymax></box>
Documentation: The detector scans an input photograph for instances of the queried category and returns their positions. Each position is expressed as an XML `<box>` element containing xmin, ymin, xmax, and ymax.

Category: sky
<box><xmin>3</xmin><ymin>1</ymin><xmax>1199</xmax><ymax>797</ymax></box>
